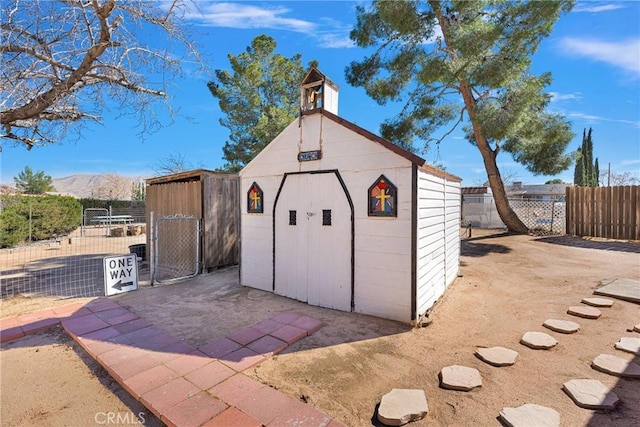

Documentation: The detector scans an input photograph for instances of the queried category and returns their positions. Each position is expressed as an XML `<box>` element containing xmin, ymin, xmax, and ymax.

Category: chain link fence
<box><xmin>152</xmin><ymin>215</ymin><xmax>200</xmax><ymax>284</ymax></box>
<box><xmin>462</xmin><ymin>196</ymin><xmax>566</xmax><ymax>235</ymax></box>
<box><xmin>1</xmin><ymin>203</ymin><xmax>148</xmax><ymax>301</ymax></box>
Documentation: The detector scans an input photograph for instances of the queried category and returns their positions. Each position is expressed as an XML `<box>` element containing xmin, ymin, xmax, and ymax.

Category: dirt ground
<box><xmin>1</xmin><ymin>229</ymin><xmax>639</xmax><ymax>426</ymax></box>
<box><xmin>0</xmin><ymin>326</ymin><xmax>161</xmax><ymax>427</ymax></box>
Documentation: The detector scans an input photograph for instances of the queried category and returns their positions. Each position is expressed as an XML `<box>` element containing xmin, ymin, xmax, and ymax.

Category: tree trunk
<box><xmin>459</xmin><ymin>82</ymin><xmax>529</xmax><ymax>234</ymax></box>
<box><xmin>432</xmin><ymin>2</ymin><xmax>528</xmax><ymax>233</ymax></box>
<box><xmin>478</xmin><ymin>140</ymin><xmax>529</xmax><ymax>234</ymax></box>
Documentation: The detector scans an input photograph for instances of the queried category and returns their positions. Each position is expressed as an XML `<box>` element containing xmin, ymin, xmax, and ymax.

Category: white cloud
<box><xmin>549</xmin><ymin>91</ymin><xmax>582</xmax><ymax>102</ymax></box>
<box><xmin>181</xmin><ymin>2</ymin><xmax>355</xmax><ymax>49</ymax></box>
<box><xmin>566</xmin><ymin>111</ymin><xmax>640</xmax><ymax>128</ymax></box>
<box><xmin>317</xmin><ymin>33</ymin><xmax>355</xmax><ymax>49</ymax></box>
<box><xmin>558</xmin><ymin>37</ymin><xmax>640</xmax><ymax>75</ymax></box>
<box><xmin>573</xmin><ymin>3</ymin><xmax>624</xmax><ymax>13</ymax></box>
<box><xmin>187</xmin><ymin>2</ymin><xmax>315</xmax><ymax>33</ymax></box>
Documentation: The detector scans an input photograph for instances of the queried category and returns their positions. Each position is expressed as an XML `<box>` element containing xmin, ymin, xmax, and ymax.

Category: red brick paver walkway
<box><xmin>1</xmin><ymin>298</ymin><xmax>346</xmax><ymax>427</ymax></box>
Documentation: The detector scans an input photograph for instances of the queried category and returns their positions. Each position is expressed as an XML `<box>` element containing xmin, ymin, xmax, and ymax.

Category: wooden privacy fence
<box><xmin>566</xmin><ymin>185</ymin><xmax>639</xmax><ymax>240</ymax></box>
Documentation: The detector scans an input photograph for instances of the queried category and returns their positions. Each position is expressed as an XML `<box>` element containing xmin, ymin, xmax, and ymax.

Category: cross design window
<box><xmin>247</xmin><ymin>182</ymin><xmax>263</xmax><ymax>214</ymax></box>
<box><xmin>368</xmin><ymin>175</ymin><xmax>397</xmax><ymax>217</ymax></box>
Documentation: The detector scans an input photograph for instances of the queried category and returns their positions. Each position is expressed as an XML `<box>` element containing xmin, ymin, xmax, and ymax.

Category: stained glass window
<box><xmin>247</xmin><ymin>182</ymin><xmax>263</xmax><ymax>213</ymax></box>
<box><xmin>368</xmin><ymin>175</ymin><xmax>397</xmax><ymax>217</ymax></box>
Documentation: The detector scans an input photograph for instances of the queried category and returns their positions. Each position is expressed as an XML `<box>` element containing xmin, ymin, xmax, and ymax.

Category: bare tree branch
<box><xmin>1</xmin><ymin>0</ymin><xmax>202</xmax><ymax>150</ymax></box>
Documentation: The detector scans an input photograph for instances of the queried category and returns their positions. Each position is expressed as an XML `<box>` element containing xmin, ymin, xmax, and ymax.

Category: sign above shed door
<box><xmin>274</xmin><ymin>172</ymin><xmax>351</xmax><ymax>311</ymax></box>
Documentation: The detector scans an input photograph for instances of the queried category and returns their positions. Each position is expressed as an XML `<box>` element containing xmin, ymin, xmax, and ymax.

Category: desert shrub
<box><xmin>0</xmin><ymin>195</ymin><xmax>82</xmax><ymax>248</ymax></box>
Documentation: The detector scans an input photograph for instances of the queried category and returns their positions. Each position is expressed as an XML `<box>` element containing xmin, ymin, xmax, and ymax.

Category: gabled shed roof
<box><xmin>146</xmin><ymin>169</ymin><xmax>237</xmax><ymax>185</ymax></box>
<box><xmin>301</xmin><ymin>109</ymin><xmax>462</xmax><ymax>183</ymax></box>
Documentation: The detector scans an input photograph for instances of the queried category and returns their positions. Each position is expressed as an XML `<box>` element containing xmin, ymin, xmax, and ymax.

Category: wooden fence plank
<box><xmin>565</xmin><ymin>187</ymin><xmax>573</xmax><ymax>235</ymax></box>
<box><xmin>566</xmin><ymin>185</ymin><xmax>639</xmax><ymax>240</ymax></box>
<box><xmin>623</xmin><ymin>186</ymin><xmax>632</xmax><ymax>240</ymax></box>
<box><xmin>634</xmin><ymin>186</ymin><xmax>640</xmax><ymax>240</ymax></box>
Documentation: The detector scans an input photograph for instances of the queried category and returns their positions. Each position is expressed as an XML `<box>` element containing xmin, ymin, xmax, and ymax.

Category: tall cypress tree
<box><xmin>573</xmin><ymin>147</ymin><xmax>583</xmax><ymax>186</ymax></box>
<box><xmin>574</xmin><ymin>128</ymin><xmax>599</xmax><ymax>187</ymax></box>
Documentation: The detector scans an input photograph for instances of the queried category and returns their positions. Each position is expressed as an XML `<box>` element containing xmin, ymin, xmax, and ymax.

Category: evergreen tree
<box><xmin>13</xmin><ymin>166</ymin><xmax>55</xmax><ymax>194</ymax></box>
<box><xmin>208</xmin><ymin>35</ymin><xmax>311</xmax><ymax>172</ymax></box>
<box><xmin>573</xmin><ymin>147</ymin><xmax>583</xmax><ymax>186</ymax></box>
<box><xmin>346</xmin><ymin>0</ymin><xmax>574</xmax><ymax>234</ymax></box>
<box><xmin>573</xmin><ymin>127</ymin><xmax>599</xmax><ymax>187</ymax></box>
<box><xmin>131</xmin><ymin>182</ymin><xmax>146</xmax><ymax>201</ymax></box>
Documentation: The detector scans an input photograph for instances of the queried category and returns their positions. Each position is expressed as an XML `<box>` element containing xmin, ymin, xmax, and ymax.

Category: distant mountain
<box><xmin>51</xmin><ymin>174</ymin><xmax>147</xmax><ymax>200</ymax></box>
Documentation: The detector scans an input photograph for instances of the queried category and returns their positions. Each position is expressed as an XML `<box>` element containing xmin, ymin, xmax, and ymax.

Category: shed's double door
<box><xmin>275</xmin><ymin>172</ymin><xmax>351</xmax><ymax>311</ymax></box>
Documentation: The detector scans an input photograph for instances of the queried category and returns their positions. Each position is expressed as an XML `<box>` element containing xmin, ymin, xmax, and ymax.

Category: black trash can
<box><xmin>129</xmin><ymin>244</ymin><xmax>146</xmax><ymax>261</ymax></box>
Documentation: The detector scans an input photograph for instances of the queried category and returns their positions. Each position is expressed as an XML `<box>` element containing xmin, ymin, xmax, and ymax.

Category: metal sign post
<box><xmin>103</xmin><ymin>254</ymin><xmax>139</xmax><ymax>296</ymax></box>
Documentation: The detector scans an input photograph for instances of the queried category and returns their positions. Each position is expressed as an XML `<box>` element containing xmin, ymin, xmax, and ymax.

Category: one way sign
<box><xmin>103</xmin><ymin>254</ymin><xmax>139</xmax><ymax>296</ymax></box>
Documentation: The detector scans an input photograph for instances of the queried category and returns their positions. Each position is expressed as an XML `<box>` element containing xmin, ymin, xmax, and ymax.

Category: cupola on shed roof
<box><xmin>300</xmin><ymin>68</ymin><xmax>339</xmax><ymax>115</ymax></box>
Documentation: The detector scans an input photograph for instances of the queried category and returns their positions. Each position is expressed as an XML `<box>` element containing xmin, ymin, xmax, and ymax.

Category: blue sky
<box><xmin>2</xmin><ymin>0</ymin><xmax>639</xmax><ymax>187</ymax></box>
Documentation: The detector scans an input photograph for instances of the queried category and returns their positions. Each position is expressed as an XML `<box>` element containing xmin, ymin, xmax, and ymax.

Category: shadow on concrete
<box><xmin>536</xmin><ymin>235</ymin><xmax>640</xmax><ymax>254</ymax></box>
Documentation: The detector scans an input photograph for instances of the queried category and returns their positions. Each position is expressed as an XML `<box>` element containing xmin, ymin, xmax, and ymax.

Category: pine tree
<box><xmin>207</xmin><ymin>35</ymin><xmax>310</xmax><ymax>172</ymax></box>
<box><xmin>13</xmin><ymin>166</ymin><xmax>55</xmax><ymax>194</ymax></box>
<box><xmin>346</xmin><ymin>1</ymin><xmax>575</xmax><ymax>234</ymax></box>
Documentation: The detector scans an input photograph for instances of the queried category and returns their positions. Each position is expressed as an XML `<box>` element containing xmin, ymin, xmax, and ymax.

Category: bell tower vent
<box><xmin>300</xmin><ymin>68</ymin><xmax>339</xmax><ymax>115</ymax></box>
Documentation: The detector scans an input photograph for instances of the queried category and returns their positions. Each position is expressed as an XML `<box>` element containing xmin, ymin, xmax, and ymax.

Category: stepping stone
<box><xmin>615</xmin><ymin>337</ymin><xmax>640</xmax><ymax>355</ymax></box>
<box><xmin>377</xmin><ymin>389</ymin><xmax>428</xmax><ymax>426</ymax></box>
<box><xmin>562</xmin><ymin>379</ymin><xmax>620</xmax><ymax>410</ymax></box>
<box><xmin>567</xmin><ymin>306</ymin><xmax>601</xmax><ymax>319</ymax></box>
<box><xmin>520</xmin><ymin>332</ymin><xmax>557</xmax><ymax>350</ymax></box>
<box><xmin>581</xmin><ymin>297</ymin><xmax>613</xmax><ymax>307</ymax></box>
<box><xmin>439</xmin><ymin>365</ymin><xmax>482</xmax><ymax>391</ymax></box>
<box><xmin>498</xmin><ymin>403</ymin><xmax>560</xmax><ymax>427</ymax></box>
<box><xmin>543</xmin><ymin>319</ymin><xmax>580</xmax><ymax>334</ymax></box>
<box><xmin>591</xmin><ymin>353</ymin><xmax>640</xmax><ymax>378</ymax></box>
<box><xmin>475</xmin><ymin>346</ymin><xmax>518</xmax><ymax>367</ymax></box>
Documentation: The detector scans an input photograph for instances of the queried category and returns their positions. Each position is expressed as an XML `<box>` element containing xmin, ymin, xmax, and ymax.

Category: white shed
<box><xmin>240</xmin><ymin>69</ymin><xmax>462</xmax><ymax>324</ymax></box>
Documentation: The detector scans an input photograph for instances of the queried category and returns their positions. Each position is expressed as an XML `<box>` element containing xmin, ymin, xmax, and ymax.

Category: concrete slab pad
<box><xmin>594</xmin><ymin>278</ymin><xmax>640</xmax><ymax>304</ymax></box>
<box><xmin>498</xmin><ymin>403</ymin><xmax>560</xmax><ymax>427</ymax></box>
<box><xmin>377</xmin><ymin>389</ymin><xmax>428</xmax><ymax>426</ymax></box>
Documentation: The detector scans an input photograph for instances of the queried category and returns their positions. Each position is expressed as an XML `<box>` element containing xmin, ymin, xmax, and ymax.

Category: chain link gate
<box><xmin>152</xmin><ymin>215</ymin><xmax>200</xmax><ymax>284</ymax></box>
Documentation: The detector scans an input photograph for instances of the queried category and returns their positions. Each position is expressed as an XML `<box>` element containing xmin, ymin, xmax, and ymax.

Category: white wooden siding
<box><xmin>241</xmin><ymin>112</ymin><xmax>459</xmax><ymax>323</ymax></box>
<box><xmin>239</xmin><ymin>175</ymin><xmax>280</xmax><ymax>291</ymax></box>
<box><xmin>415</xmin><ymin>169</ymin><xmax>460</xmax><ymax>317</ymax></box>
<box><xmin>241</xmin><ymin>114</ymin><xmax>414</xmax><ymax>322</ymax></box>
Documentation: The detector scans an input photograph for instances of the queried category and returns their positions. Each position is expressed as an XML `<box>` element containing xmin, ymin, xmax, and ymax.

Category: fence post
<box><xmin>150</xmin><ymin>210</ymin><xmax>155</xmax><ymax>286</ymax></box>
<box><xmin>28</xmin><ymin>201</ymin><xmax>33</xmax><ymax>243</ymax></box>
